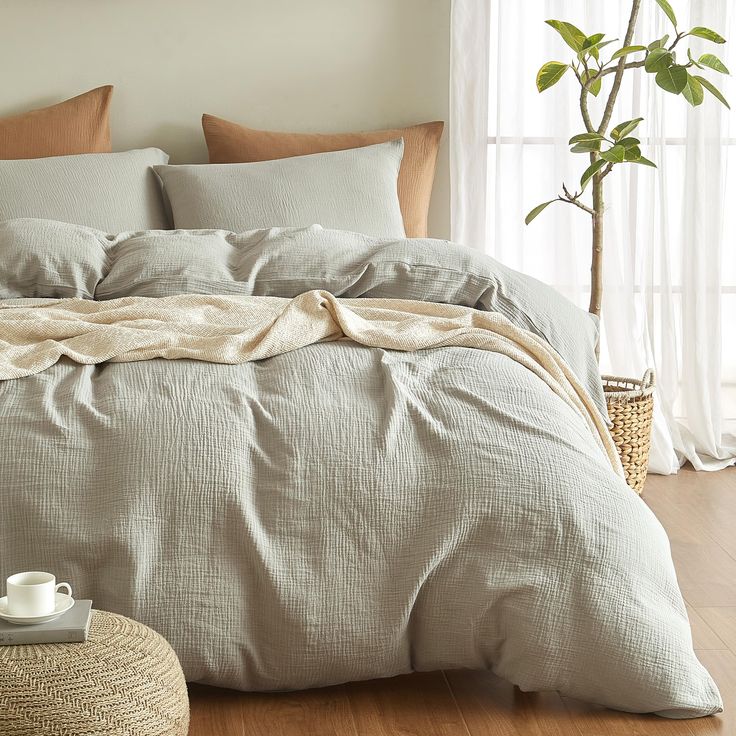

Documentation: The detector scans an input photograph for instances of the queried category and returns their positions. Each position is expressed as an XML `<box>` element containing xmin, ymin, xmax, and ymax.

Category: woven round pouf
<box><xmin>0</xmin><ymin>610</ymin><xmax>189</xmax><ymax>736</ymax></box>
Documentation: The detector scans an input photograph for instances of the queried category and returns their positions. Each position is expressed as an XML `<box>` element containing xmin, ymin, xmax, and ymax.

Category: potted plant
<box><xmin>525</xmin><ymin>0</ymin><xmax>729</xmax><ymax>491</ymax></box>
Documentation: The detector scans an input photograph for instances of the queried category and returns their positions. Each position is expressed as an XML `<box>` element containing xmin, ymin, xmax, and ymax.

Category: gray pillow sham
<box><xmin>0</xmin><ymin>148</ymin><xmax>170</xmax><ymax>232</ymax></box>
<box><xmin>0</xmin><ymin>219</ymin><xmax>110</xmax><ymax>299</ymax></box>
<box><xmin>0</xmin><ymin>219</ymin><xmax>605</xmax><ymax>415</ymax></box>
<box><xmin>154</xmin><ymin>140</ymin><xmax>406</xmax><ymax>239</ymax></box>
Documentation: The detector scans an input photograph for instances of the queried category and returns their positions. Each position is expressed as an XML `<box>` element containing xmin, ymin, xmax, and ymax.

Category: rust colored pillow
<box><xmin>0</xmin><ymin>86</ymin><xmax>113</xmax><ymax>160</ymax></box>
<box><xmin>202</xmin><ymin>115</ymin><xmax>443</xmax><ymax>238</ymax></box>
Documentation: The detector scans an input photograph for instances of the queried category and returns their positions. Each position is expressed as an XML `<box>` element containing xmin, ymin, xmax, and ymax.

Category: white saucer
<box><xmin>0</xmin><ymin>593</ymin><xmax>75</xmax><ymax>625</ymax></box>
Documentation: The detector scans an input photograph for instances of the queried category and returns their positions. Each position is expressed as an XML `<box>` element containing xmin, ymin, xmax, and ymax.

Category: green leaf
<box><xmin>581</xmin><ymin>70</ymin><xmax>602</xmax><ymax>96</ymax></box>
<box><xmin>581</xmin><ymin>32</ymin><xmax>605</xmax><ymax>59</ymax></box>
<box><xmin>600</xmin><ymin>145</ymin><xmax>627</xmax><ymax>163</ymax></box>
<box><xmin>580</xmin><ymin>38</ymin><xmax>617</xmax><ymax>60</ymax></box>
<box><xmin>536</xmin><ymin>61</ymin><xmax>569</xmax><ymax>92</ymax></box>
<box><xmin>694</xmin><ymin>75</ymin><xmax>731</xmax><ymax>108</ymax></box>
<box><xmin>648</xmin><ymin>35</ymin><xmax>670</xmax><ymax>51</ymax></box>
<box><xmin>632</xmin><ymin>156</ymin><xmax>657</xmax><ymax>167</ymax></box>
<box><xmin>579</xmin><ymin>40</ymin><xmax>617</xmax><ymax>64</ymax></box>
<box><xmin>610</xmin><ymin>45</ymin><xmax>647</xmax><ymax>60</ymax></box>
<box><xmin>525</xmin><ymin>200</ymin><xmax>556</xmax><ymax>225</ymax></box>
<box><xmin>580</xmin><ymin>159</ymin><xmax>607</xmax><ymax>190</ymax></box>
<box><xmin>571</xmin><ymin>141</ymin><xmax>603</xmax><ymax>153</ymax></box>
<box><xmin>698</xmin><ymin>54</ymin><xmax>730</xmax><ymax>74</ymax></box>
<box><xmin>655</xmin><ymin>64</ymin><xmax>688</xmax><ymax>94</ymax></box>
<box><xmin>645</xmin><ymin>47</ymin><xmax>674</xmax><ymax>73</ymax></box>
<box><xmin>688</xmin><ymin>27</ymin><xmax>726</xmax><ymax>44</ymax></box>
<box><xmin>584</xmin><ymin>32</ymin><xmax>606</xmax><ymax>47</ymax></box>
<box><xmin>654</xmin><ymin>0</ymin><xmax>678</xmax><ymax>29</ymax></box>
<box><xmin>617</xmin><ymin>137</ymin><xmax>641</xmax><ymax>149</ymax></box>
<box><xmin>569</xmin><ymin>132</ymin><xmax>606</xmax><ymax>144</ymax></box>
<box><xmin>545</xmin><ymin>20</ymin><xmax>587</xmax><ymax>52</ymax></box>
<box><xmin>681</xmin><ymin>74</ymin><xmax>705</xmax><ymax>106</ymax></box>
<box><xmin>611</xmin><ymin>117</ymin><xmax>644</xmax><ymax>140</ymax></box>
<box><xmin>624</xmin><ymin>145</ymin><xmax>642</xmax><ymax>161</ymax></box>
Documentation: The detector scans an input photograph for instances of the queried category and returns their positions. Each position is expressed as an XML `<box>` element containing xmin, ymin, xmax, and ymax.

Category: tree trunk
<box><xmin>589</xmin><ymin>174</ymin><xmax>604</xmax><ymax>319</ymax></box>
<box><xmin>589</xmin><ymin>173</ymin><xmax>604</xmax><ymax>360</ymax></box>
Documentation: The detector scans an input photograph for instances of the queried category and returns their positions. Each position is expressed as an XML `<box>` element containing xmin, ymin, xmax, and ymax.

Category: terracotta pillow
<box><xmin>0</xmin><ymin>86</ymin><xmax>113</xmax><ymax>160</ymax></box>
<box><xmin>202</xmin><ymin>115</ymin><xmax>443</xmax><ymax>238</ymax></box>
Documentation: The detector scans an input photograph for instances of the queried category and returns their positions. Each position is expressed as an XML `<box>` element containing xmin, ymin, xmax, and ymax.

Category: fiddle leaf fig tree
<box><xmin>525</xmin><ymin>0</ymin><xmax>729</xmax><ymax>323</ymax></box>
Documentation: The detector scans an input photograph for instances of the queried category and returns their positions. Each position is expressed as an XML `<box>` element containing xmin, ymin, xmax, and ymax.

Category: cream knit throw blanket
<box><xmin>0</xmin><ymin>291</ymin><xmax>621</xmax><ymax>474</ymax></box>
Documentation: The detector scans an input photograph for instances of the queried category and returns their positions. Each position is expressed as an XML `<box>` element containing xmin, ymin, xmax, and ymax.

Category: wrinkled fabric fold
<box><xmin>0</xmin><ymin>291</ymin><xmax>620</xmax><ymax>475</ymax></box>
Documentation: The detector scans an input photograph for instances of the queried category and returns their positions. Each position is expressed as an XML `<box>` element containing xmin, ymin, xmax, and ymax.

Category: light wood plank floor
<box><xmin>188</xmin><ymin>467</ymin><xmax>736</xmax><ymax>735</ymax></box>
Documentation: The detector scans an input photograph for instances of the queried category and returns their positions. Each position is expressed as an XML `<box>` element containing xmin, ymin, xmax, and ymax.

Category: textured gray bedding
<box><xmin>0</xmin><ymin>219</ymin><xmax>721</xmax><ymax>717</ymax></box>
<box><xmin>0</xmin><ymin>219</ymin><xmax>607</xmax><ymax>417</ymax></box>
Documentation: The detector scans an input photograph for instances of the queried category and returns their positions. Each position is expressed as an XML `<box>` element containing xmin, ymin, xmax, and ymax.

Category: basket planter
<box><xmin>602</xmin><ymin>370</ymin><xmax>655</xmax><ymax>495</ymax></box>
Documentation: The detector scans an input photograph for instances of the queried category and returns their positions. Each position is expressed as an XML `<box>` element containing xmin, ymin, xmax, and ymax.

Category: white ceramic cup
<box><xmin>6</xmin><ymin>571</ymin><xmax>72</xmax><ymax>617</ymax></box>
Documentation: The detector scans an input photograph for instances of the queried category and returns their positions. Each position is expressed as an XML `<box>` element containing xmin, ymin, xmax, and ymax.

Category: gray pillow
<box><xmin>154</xmin><ymin>140</ymin><xmax>406</xmax><ymax>238</ymax></box>
<box><xmin>97</xmin><ymin>228</ymin><xmax>248</xmax><ymax>300</ymax></box>
<box><xmin>0</xmin><ymin>219</ymin><xmax>110</xmax><ymax>299</ymax></box>
<box><xmin>0</xmin><ymin>149</ymin><xmax>170</xmax><ymax>232</ymax></box>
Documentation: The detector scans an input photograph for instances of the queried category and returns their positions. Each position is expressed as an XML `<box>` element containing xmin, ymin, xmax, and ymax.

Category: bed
<box><xmin>0</xmin><ymin>218</ymin><xmax>722</xmax><ymax>719</ymax></box>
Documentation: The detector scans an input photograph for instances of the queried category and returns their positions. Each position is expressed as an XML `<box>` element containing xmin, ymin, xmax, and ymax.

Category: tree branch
<box><xmin>558</xmin><ymin>184</ymin><xmax>595</xmax><ymax>216</ymax></box>
<box><xmin>572</xmin><ymin>66</ymin><xmax>596</xmax><ymax>133</ymax></box>
<box><xmin>597</xmin><ymin>59</ymin><xmax>645</xmax><ymax>79</ymax></box>
<box><xmin>598</xmin><ymin>0</ymin><xmax>642</xmax><ymax>134</ymax></box>
<box><xmin>594</xmin><ymin>28</ymin><xmax>685</xmax><ymax>80</ymax></box>
<box><xmin>580</xmin><ymin>86</ymin><xmax>595</xmax><ymax>133</ymax></box>
<box><xmin>668</xmin><ymin>31</ymin><xmax>685</xmax><ymax>51</ymax></box>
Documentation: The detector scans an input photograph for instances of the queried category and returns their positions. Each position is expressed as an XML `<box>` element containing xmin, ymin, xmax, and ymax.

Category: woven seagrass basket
<box><xmin>602</xmin><ymin>369</ymin><xmax>655</xmax><ymax>495</ymax></box>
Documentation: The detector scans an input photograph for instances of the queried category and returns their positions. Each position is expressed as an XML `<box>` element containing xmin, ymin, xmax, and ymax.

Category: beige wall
<box><xmin>1</xmin><ymin>0</ymin><xmax>451</xmax><ymax>238</ymax></box>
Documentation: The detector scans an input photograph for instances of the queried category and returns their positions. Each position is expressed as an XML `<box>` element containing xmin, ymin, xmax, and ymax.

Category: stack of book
<box><xmin>0</xmin><ymin>600</ymin><xmax>93</xmax><ymax>645</ymax></box>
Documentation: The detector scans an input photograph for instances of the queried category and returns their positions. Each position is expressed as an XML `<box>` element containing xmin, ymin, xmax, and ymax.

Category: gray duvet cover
<box><xmin>0</xmin><ymin>219</ymin><xmax>721</xmax><ymax>718</ymax></box>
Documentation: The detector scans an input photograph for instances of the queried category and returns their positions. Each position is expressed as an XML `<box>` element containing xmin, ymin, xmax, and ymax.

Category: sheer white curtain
<box><xmin>450</xmin><ymin>0</ymin><xmax>490</xmax><ymax>248</ymax></box>
<box><xmin>451</xmin><ymin>0</ymin><xmax>736</xmax><ymax>473</ymax></box>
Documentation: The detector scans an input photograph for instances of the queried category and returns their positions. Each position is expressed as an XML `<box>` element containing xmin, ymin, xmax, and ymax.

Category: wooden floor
<box><xmin>188</xmin><ymin>467</ymin><xmax>736</xmax><ymax>735</ymax></box>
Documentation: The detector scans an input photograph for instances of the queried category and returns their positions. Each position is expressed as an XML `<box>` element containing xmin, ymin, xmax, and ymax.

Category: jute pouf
<box><xmin>0</xmin><ymin>610</ymin><xmax>189</xmax><ymax>736</ymax></box>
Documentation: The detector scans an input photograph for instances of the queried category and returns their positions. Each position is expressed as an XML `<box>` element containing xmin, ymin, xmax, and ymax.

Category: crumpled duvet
<box><xmin>0</xmin><ymin>220</ymin><xmax>722</xmax><ymax>718</ymax></box>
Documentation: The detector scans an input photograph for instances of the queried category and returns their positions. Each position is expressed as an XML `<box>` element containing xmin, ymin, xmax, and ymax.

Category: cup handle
<box><xmin>55</xmin><ymin>582</ymin><xmax>72</xmax><ymax>598</ymax></box>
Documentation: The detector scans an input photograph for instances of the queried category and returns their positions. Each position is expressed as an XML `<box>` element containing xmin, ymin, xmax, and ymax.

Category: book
<box><xmin>0</xmin><ymin>600</ymin><xmax>93</xmax><ymax>645</ymax></box>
